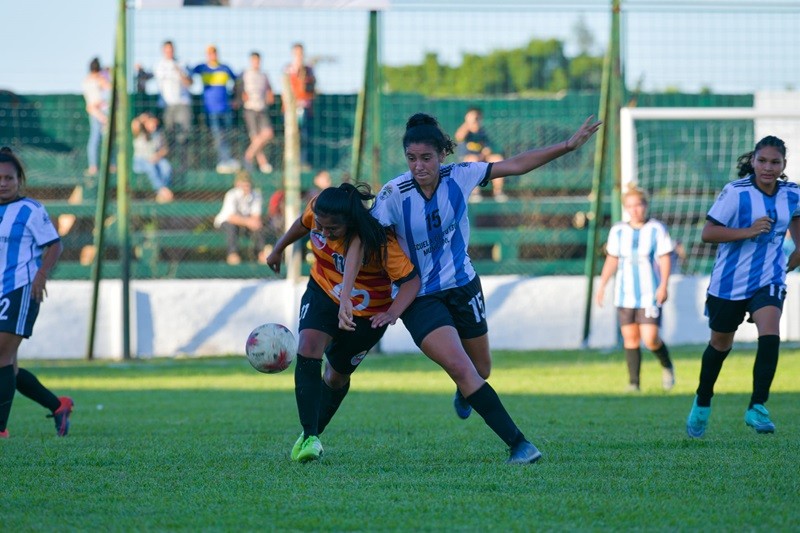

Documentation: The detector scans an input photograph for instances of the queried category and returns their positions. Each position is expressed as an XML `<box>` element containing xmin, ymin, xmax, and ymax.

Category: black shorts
<box><xmin>401</xmin><ymin>276</ymin><xmax>488</xmax><ymax>347</ymax></box>
<box><xmin>705</xmin><ymin>284</ymin><xmax>786</xmax><ymax>333</ymax></box>
<box><xmin>0</xmin><ymin>285</ymin><xmax>40</xmax><ymax>338</ymax></box>
<box><xmin>617</xmin><ymin>307</ymin><xmax>662</xmax><ymax>327</ymax></box>
<box><xmin>298</xmin><ymin>278</ymin><xmax>387</xmax><ymax>375</ymax></box>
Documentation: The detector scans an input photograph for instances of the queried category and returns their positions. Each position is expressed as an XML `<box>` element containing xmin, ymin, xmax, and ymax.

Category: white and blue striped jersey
<box><xmin>606</xmin><ymin>218</ymin><xmax>674</xmax><ymax>309</ymax></box>
<box><xmin>371</xmin><ymin>162</ymin><xmax>490</xmax><ymax>296</ymax></box>
<box><xmin>0</xmin><ymin>197</ymin><xmax>60</xmax><ymax>297</ymax></box>
<box><xmin>706</xmin><ymin>176</ymin><xmax>800</xmax><ymax>300</ymax></box>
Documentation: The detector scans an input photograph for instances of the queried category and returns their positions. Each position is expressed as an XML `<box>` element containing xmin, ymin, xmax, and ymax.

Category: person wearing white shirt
<box><xmin>596</xmin><ymin>183</ymin><xmax>675</xmax><ymax>393</ymax></box>
<box><xmin>154</xmin><ymin>40</ymin><xmax>192</xmax><ymax>170</ymax></box>
<box><xmin>241</xmin><ymin>51</ymin><xmax>275</xmax><ymax>174</ymax></box>
<box><xmin>687</xmin><ymin>136</ymin><xmax>800</xmax><ymax>438</ymax></box>
<box><xmin>214</xmin><ymin>171</ymin><xmax>266</xmax><ymax>265</ymax></box>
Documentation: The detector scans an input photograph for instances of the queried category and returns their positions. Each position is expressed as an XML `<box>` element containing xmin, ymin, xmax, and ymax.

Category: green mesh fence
<box><xmin>1</xmin><ymin>1</ymin><xmax>798</xmax><ymax>279</ymax></box>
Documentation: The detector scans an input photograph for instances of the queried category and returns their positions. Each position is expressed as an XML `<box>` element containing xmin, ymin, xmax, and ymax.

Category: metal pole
<box><xmin>282</xmin><ymin>75</ymin><xmax>302</xmax><ymax>283</ymax></box>
<box><xmin>581</xmin><ymin>0</ymin><xmax>620</xmax><ymax>346</ymax></box>
<box><xmin>116</xmin><ymin>0</ymin><xmax>132</xmax><ymax>359</ymax></box>
<box><xmin>86</xmin><ymin>39</ymin><xmax>118</xmax><ymax>361</ymax></box>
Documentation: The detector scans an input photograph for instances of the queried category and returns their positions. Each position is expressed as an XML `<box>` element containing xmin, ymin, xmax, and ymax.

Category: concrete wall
<box><xmin>19</xmin><ymin>274</ymin><xmax>800</xmax><ymax>360</ymax></box>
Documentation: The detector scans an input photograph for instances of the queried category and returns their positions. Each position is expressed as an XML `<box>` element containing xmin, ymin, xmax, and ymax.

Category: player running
<box><xmin>344</xmin><ymin>112</ymin><xmax>600</xmax><ymax>464</ymax></box>
<box><xmin>266</xmin><ymin>182</ymin><xmax>419</xmax><ymax>462</ymax></box>
<box><xmin>686</xmin><ymin>135</ymin><xmax>800</xmax><ymax>437</ymax></box>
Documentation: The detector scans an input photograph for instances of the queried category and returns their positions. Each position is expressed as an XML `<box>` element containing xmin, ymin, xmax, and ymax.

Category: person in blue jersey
<box><xmin>687</xmin><ymin>136</ymin><xmax>800</xmax><ymax>438</ymax></box>
<box><xmin>354</xmin><ymin>112</ymin><xmax>600</xmax><ymax>464</ymax></box>
<box><xmin>191</xmin><ymin>45</ymin><xmax>239</xmax><ymax>173</ymax></box>
<box><xmin>596</xmin><ymin>183</ymin><xmax>675</xmax><ymax>392</ymax></box>
<box><xmin>0</xmin><ymin>148</ymin><xmax>73</xmax><ymax>439</ymax></box>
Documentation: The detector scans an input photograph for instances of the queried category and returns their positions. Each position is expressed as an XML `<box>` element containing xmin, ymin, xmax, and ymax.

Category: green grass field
<box><xmin>5</xmin><ymin>346</ymin><xmax>799</xmax><ymax>531</ymax></box>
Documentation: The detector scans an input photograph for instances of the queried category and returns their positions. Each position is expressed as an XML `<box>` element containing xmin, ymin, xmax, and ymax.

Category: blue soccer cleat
<box><xmin>507</xmin><ymin>440</ymin><xmax>542</xmax><ymax>465</ymax></box>
<box><xmin>686</xmin><ymin>396</ymin><xmax>710</xmax><ymax>438</ymax></box>
<box><xmin>453</xmin><ymin>389</ymin><xmax>472</xmax><ymax>420</ymax></box>
<box><xmin>745</xmin><ymin>404</ymin><xmax>776</xmax><ymax>434</ymax></box>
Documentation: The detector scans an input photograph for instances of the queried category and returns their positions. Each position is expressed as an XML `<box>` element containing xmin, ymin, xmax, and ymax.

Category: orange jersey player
<box><xmin>266</xmin><ymin>183</ymin><xmax>419</xmax><ymax>463</ymax></box>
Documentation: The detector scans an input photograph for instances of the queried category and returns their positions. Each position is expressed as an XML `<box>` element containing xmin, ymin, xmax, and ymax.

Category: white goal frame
<box><xmin>620</xmin><ymin>106</ymin><xmax>800</xmax><ymax>196</ymax></box>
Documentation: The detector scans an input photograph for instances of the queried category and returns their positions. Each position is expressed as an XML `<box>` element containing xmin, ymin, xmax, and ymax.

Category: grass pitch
<box><xmin>5</xmin><ymin>346</ymin><xmax>799</xmax><ymax>531</ymax></box>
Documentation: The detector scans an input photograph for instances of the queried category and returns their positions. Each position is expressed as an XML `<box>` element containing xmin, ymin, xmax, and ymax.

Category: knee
<box><xmin>323</xmin><ymin>366</ymin><xmax>350</xmax><ymax>390</ymax></box>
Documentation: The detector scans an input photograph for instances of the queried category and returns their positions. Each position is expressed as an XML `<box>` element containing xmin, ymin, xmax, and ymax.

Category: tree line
<box><xmin>382</xmin><ymin>38</ymin><xmax>604</xmax><ymax>96</ymax></box>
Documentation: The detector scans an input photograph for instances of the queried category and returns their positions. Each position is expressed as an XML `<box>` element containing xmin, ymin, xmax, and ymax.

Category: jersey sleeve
<box><xmin>383</xmin><ymin>233</ymin><xmax>416</xmax><ymax>283</ymax></box>
<box><xmin>655</xmin><ymin>222</ymin><xmax>675</xmax><ymax>257</ymax></box>
<box><xmin>29</xmin><ymin>204</ymin><xmax>60</xmax><ymax>247</ymax></box>
<box><xmin>301</xmin><ymin>197</ymin><xmax>316</xmax><ymax>230</ymax></box>
<box><xmin>456</xmin><ymin>161</ymin><xmax>491</xmax><ymax>190</ymax></box>
<box><xmin>707</xmin><ymin>184</ymin><xmax>739</xmax><ymax>226</ymax></box>
<box><xmin>606</xmin><ymin>224</ymin><xmax>621</xmax><ymax>257</ymax></box>
<box><xmin>371</xmin><ymin>182</ymin><xmax>401</xmax><ymax>227</ymax></box>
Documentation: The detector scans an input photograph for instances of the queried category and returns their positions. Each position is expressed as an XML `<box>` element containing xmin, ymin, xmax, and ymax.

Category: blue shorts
<box><xmin>705</xmin><ymin>284</ymin><xmax>786</xmax><ymax>333</ymax></box>
<box><xmin>298</xmin><ymin>278</ymin><xmax>387</xmax><ymax>375</ymax></box>
<box><xmin>400</xmin><ymin>276</ymin><xmax>488</xmax><ymax>347</ymax></box>
<box><xmin>0</xmin><ymin>285</ymin><xmax>40</xmax><ymax>338</ymax></box>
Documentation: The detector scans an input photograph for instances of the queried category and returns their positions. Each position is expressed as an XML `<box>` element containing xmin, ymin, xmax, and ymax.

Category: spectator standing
<box><xmin>192</xmin><ymin>45</ymin><xmax>239</xmax><ymax>174</ymax></box>
<box><xmin>455</xmin><ymin>107</ymin><xmax>507</xmax><ymax>202</ymax></box>
<box><xmin>82</xmin><ymin>57</ymin><xmax>111</xmax><ymax>178</ymax></box>
<box><xmin>214</xmin><ymin>170</ymin><xmax>267</xmax><ymax>265</ymax></box>
<box><xmin>242</xmin><ymin>51</ymin><xmax>276</xmax><ymax>174</ymax></box>
<box><xmin>284</xmin><ymin>43</ymin><xmax>316</xmax><ymax>170</ymax></box>
<box><xmin>154</xmin><ymin>40</ymin><xmax>192</xmax><ymax>173</ymax></box>
<box><xmin>131</xmin><ymin>112</ymin><xmax>174</xmax><ymax>203</ymax></box>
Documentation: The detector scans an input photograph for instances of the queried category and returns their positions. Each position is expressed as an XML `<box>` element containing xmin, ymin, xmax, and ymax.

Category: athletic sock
<box><xmin>696</xmin><ymin>344</ymin><xmax>731</xmax><ymax>407</ymax></box>
<box><xmin>0</xmin><ymin>364</ymin><xmax>16</xmax><ymax>432</ymax></box>
<box><xmin>652</xmin><ymin>342</ymin><xmax>673</xmax><ymax>369</ymax></box>
<box><xmin>625</xmin><ymin>347</ymin><xmax>641</xmax><ymax>386</ymax></box>
<box><xmin>465</xmin><ymin>382</ymin><xmax>525</xmax><ymax>447</ymax></box>
<box><xmin>16</xmin><ymin>368</ymin><xmax>60</xmax><ymax>412</ymax></box>
<box><xmin>750</xmin><ymin>335</ymin><xmax>780</xmax><ymax>409</ymax></box>
<box><xmin>294</xmin><ymin>354</ymin><xmax>322</xmax><ymax>438</ymax></box>
<box><xmin>317</xmin><ymin>380</ymin><xmax>350</xmax><ymax>435</ymax></box>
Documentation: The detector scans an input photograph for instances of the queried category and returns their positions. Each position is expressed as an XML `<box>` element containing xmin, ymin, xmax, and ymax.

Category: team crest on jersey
<box><xmin>378</xmin><ymin>184</ymin><xmax>394</xmax><ymax>201</ymax></box>
<box><xmin>310</xmin><ymin>229</ymin><xmax>327</xmax><ymax>249</ymax></box>
<box><xmin>457</xmin><ymin>162</ymin><xmax>471</xmax><ymax>168</ymax></box>
<box><xmin>350</xmin><ymin>350</ymin><xmax>367</xmax><ymax>367</ymax></box>
<box><xmin>717</xmin><ymin>188</ymin><xmax>728</xmax><ymax>201</ymax></box>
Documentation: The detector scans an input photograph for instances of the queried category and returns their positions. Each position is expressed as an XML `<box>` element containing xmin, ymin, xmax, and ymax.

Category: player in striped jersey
<box><xmin>266</xmin><ymin>183</ymin><xmax>419</xmax><ymax>462</ymax></box>
<box><xmin>362</xmin><ymin>112</ymin><xmax>600</xmax><ymax>464</ymax></box>
<box><xmin>0</xmin><ymin>148</ymin><xmax>73</xmax><ymax>439</ymax></box>
<box><xmin>687</xmin><ymin>136</ymin><xmax>800</xmax><ymax>438</ymax></box>
<box><xmin>596</xmin><ymin>183</ymin><xmax>675</xmax><ymax>392</ymax></box>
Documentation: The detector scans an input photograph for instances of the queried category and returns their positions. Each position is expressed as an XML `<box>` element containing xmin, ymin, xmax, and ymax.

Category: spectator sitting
<box><xmin>131</xmin><ymin>112</ymin><xmax>174</xmax><ymax>203</ymax></box>
<box><xmin>454</xmin><ymin>107</ymin><xmax>507</xmax><ymax>202</ymax></box>
<box><xmin>214</xmin><ymin>170</ymin><xmax>267</xmax><ymax>265</ymax></box>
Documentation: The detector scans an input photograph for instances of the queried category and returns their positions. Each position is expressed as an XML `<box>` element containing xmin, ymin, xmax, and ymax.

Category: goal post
<box><xmin>619</xmin><ymin>103</ymin><xmax>800</xmax><ymax>275</ymax></box>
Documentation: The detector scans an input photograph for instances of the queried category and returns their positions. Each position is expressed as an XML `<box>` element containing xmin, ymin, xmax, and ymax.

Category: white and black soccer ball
<box><xmin>245</xmin><ymin>323</ymin><xmax>297</xmax><ymax>374</ymax></box>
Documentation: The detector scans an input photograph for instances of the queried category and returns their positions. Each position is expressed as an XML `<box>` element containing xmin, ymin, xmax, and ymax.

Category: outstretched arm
<box><xmin>490</xmin><ymin>115</ymin><xmax>602</xmax><ymax>179</ymax></box>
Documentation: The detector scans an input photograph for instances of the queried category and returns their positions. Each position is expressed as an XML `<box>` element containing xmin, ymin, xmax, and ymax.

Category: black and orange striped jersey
<box><xmin>301</xmin><ymin>200</ymin><xmax>416</xmax><ymax>317</ymax></box>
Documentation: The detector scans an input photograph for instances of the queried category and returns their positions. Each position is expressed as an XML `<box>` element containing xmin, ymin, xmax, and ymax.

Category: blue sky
<box><xmin>3</xmin><ymin>1</ymin><xmax>798</xmax><ymax>95</ymax></box>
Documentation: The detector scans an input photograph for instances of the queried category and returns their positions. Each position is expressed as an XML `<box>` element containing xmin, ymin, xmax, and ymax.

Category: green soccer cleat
<box><xmin>686</xmin><ymin>396</ymin><xmax>711</xmax><ymax>438</ymax></box>
<box><xmin>290</xmin><ymin>432</ymin><xmax>305</xmax><ymax>462</ymax></box>
<box><xmin>745</xmin><ymin>404</ymin><xmax>776</xmax><ymax>434</ymax></box>
<box><xmin>296</xmin><ymin>435</ymin><xmax>324</xmax><ymax>463</ymax></box>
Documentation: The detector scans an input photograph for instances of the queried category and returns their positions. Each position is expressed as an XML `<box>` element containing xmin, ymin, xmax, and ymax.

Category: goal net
<box><xmin>620</xmin><ymin>97</ymin><xmax>800</xmax><ymax>275</ymax></box>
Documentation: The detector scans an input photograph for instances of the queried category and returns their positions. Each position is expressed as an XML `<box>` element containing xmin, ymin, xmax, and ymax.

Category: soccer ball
<box><xmin>245</xmin><ymin>323</ymin><xmax>297</xmax><ymax>374</ymax></box>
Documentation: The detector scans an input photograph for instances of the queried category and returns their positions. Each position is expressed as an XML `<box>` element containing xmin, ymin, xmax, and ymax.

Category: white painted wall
<box><xmin>18</xmin><ymin>274</ymin><xmax>800</xmax><ymax>360</ymax></box>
